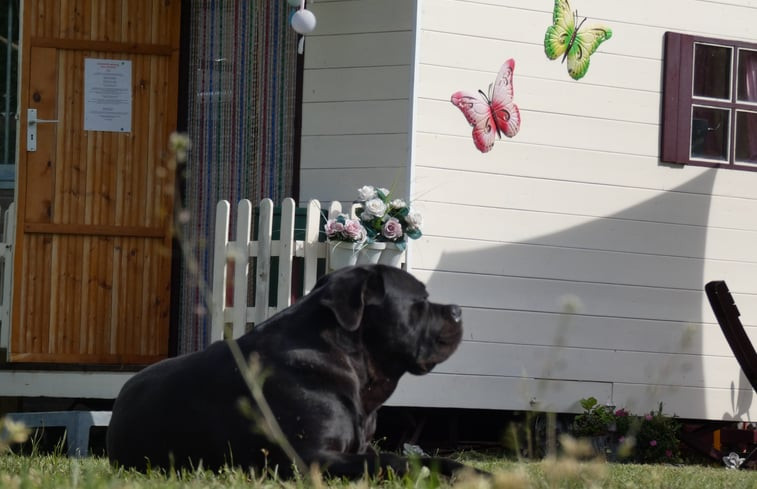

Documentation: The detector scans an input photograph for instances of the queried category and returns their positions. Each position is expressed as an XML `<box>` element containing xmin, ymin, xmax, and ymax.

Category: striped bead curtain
<box><xmin>178</xmin><ymin>0</ymin><xmax>299</xmax><ymax>353</ymax></box>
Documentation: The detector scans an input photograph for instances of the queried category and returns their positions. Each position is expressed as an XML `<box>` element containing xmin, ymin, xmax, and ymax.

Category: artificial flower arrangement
<box><xmin>324</xmin><ymin>185</ymin><xmax>423</xmax><ymax>250</ymax></box>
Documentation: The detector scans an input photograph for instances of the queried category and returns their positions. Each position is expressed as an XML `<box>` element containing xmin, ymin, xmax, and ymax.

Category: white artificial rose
<box><xmin>389</xmin><ymin>199</ymin><xmax>407</xmax><ymax>210</ymax></box>
<box><xmin>405</xmin><ymin>210</ymin><xmax>423</xmax><ymax>230</ymax></box>
<box><xmin>362</xmin><ymin>198</ymin><xmax>387</xmax><ymax>220</ymax></box>
<box><xmin>357</xmin><ymin>185</ymin><xmax>377</xmax><ymax>201</ymax></box>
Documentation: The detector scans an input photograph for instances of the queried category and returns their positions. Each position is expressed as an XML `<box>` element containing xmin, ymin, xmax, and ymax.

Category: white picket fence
<box><xmin>0</xmin><ymin>203</ymin><xmax>16</xmax><ymax>352</ymax></box>
<box><xmin>211</xmin><ymin>198</ymin><xmax>393</xmax><ymax>342</ymax></box>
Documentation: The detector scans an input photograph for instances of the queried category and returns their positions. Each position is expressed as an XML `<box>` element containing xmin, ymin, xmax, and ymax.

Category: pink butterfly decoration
<box><xmin>450</xmin><ymin>58</ymin><xmax>521</xmax><ymax>153</ymax></box>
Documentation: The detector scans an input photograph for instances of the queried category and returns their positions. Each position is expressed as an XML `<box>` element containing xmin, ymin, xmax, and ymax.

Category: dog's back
<box><xmin>107</xmin><ymin>341</ymin><xmax>278</xmax><ymax>472</ymax></box>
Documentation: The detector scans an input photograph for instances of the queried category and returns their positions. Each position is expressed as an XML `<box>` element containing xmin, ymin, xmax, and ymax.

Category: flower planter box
<box><xmin>327</xmin><ymin>241</ymin><xmax>405</xmax><ymax>271</ymax></box>
<box><xmin>323</xmin><ymin>185</ymin><xmax>418</xmax><ymax>272</ymax></box>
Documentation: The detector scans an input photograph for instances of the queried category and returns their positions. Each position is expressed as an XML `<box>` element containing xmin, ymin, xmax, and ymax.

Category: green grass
<box><xmin>0</xmin><ymin>453</ymin><xmax>755</xmax><ymax>489</ymax></box>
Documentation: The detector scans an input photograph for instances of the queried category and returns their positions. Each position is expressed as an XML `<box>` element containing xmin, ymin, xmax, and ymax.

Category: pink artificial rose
<box><xmin>382</xmin><ymin>217</ymin><xmax>403</xmax><ymax>240</ymax></box>
<box><xmin>324</xmin><ymin>219</ymin><xmax>344</xmax><ymax>238</ymax></box>
<box><xmin>342</xmin><ymin>219</ymin><xmax>366</xmax><ymax>241</ymax></box>
<box><xmin>649</xmin><ymin>440</ymin><xmax>657</xmax><ymax>447</ymax></box>
<box><xmin>665</xmin><ymin>450</ymin><xmax>673</xmax><ymax>458</ymax></box>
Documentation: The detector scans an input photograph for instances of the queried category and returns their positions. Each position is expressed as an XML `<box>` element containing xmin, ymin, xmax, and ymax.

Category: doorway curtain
<box><xmin>177</xmin><ymin>0</ymin><xmax>299</xmax><ymax>353</ymax></box>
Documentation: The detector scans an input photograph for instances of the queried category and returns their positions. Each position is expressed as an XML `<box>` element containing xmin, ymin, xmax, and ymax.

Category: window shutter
<box><xmin>661</xmin><ymin>32</ymin><xmax>695</xmax><ymax>164</ymax></box>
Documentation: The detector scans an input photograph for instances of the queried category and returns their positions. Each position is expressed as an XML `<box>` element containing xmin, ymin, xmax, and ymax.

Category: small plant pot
<box><xmin>327</xmin><ymin>241</ymin><xmax>361</xmax><ymax>271</ymax></box>
<box><xmin>378</xmin><ymin>242</ymin><xmax>405</xmax><ymax>267</ymax></box>
<box><xmin>356</xmin><ymin>242</ymin><xmax>385</xmax><ymax>265</ymax></box>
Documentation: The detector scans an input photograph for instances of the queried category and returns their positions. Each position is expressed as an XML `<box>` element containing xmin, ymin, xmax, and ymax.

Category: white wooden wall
<box><xmin>299</xmin><ymin>0</ymin><xmax>414</xmax><ymax>203</ymax></box>
<box><xmin>409</xmin><ymin>0</ymin><xmax>757</xmax><ymax>421</ymax></box>
<box><xmin>300</xmin><ymin>0</ymin><xmax>757</xmax><ymax>421</ymax></box>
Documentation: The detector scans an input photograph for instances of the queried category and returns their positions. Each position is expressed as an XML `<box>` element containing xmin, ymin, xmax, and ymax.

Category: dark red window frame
<box><xmin>661</xmin><ymin>32</ymin><xmax>757</xmax><ymax>170</ymax></box>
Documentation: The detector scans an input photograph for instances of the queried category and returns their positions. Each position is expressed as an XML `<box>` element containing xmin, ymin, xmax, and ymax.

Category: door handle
<box><xmin>27</xmin><ymin>108</ymin><xmax>59</xmax><ymax>152</ymax></box>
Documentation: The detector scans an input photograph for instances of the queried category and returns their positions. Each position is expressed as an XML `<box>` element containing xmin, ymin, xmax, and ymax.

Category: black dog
<box><xmin>107</xmin><ymin>265</ymin><xmax>479</xmax><ymax>478</ymax></box>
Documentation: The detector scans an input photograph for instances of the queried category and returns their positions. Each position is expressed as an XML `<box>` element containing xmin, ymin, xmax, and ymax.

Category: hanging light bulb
<box><xmin>291</xmin><ymin>0</ymin><xmax>316</xmax><ymax>35</ymax></box>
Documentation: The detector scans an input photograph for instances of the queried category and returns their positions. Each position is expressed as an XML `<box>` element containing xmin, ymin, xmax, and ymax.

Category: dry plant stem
<box><xmin>224</xmin><ymin>339</ymin><xmax>308</xmax><ymax>476</ymax></box>
<box><xmin>166</xmin><ymin>134</ymin><xmax>308</xmax><ymax>478</ymax></box>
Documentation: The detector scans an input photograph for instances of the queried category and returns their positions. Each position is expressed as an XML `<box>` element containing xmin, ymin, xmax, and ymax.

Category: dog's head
<box><xmin>318</xmin><ymin>265</ymin><xmax>463</xmax><ymax>376</ymax></box>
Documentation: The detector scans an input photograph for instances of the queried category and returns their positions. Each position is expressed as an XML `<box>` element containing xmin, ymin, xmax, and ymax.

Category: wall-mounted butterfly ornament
<box><xmin>450</xmin><ymin>58</ymin><xmax>521</xmax><ymax>154</ymax></box>
<box><xmin>544</xmin><ymin>0</ymin><xmax>612</xmax><ymax>80</ymax></box>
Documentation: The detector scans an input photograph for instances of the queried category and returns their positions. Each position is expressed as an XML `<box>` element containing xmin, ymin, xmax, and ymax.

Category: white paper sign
<box><xmin>84</xmin><ymin>58</ymin><xmax>132</xmax><ymax>132</ymax></box>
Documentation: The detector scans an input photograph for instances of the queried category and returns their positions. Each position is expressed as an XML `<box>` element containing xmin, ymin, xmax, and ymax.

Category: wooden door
<box><xmin>10</xmin><ymin>1</ymin><xmax>181</xmax><ymax>363</ymax></box>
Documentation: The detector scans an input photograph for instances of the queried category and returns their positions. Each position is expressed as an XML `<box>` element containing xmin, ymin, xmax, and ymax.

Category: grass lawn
<box><xmin>1</xmin><ymin>453</ymin><xmax>755</xmax><ymax>489</ymax></box>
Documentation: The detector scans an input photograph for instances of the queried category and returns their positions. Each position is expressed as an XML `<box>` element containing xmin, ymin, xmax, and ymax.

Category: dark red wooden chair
<box><xmin>705</xmin><ymin>281</ymin><xmax>757</xmax><ymax>393</ymax></box>
<box><xmin>704</xmin><ymin>280</ymin><xmax>757</xmax><ymax>467</ymax></box>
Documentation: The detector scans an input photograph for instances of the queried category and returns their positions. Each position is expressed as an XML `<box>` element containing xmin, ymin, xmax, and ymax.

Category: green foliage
<box><xmin>571</xmin><ymin>398</ymin><xmax>682</xmax><ymax>464</ymax></box>
<box><xmin>634</xmin><ymin>403</ymin><xmax>682</xmax><ymax>464</ymax></box>
<box><xmin>572</xmin><ymin>397</ymin><xmax>617</xmax><ymax>437</ymax></box>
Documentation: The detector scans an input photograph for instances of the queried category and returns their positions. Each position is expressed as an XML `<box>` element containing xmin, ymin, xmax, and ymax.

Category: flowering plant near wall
<box><xmin>354</xmin><ymin>185</ymin><xmax>422</xmax><ymax>249</ymax></box>
<box><xmin>634</xmin><ymin>403</ymin><xmax>682</xmax><ymax>464</ymax></box>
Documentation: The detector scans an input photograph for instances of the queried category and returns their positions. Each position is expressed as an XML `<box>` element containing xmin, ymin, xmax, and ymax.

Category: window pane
<box><xmin>737</xmin><ymin>49</ymin><xmax>757</xmax><ymax>103</ymax></box>
<box><xmin>0</xmin><ymin>0</ymin><xmax>18</xmax><ymax>212</ymax></box>
<box><xmin>0</xmin><ymin>0</ymin><xmax>19</xmax><ymax>166</ymax></box>
<box><xmin>691</xmin><ymin>106</ymin><xmax>729</xmax><ymax>160</ymax></box>
<box><xmin>693</xmin><ymin>44</ymin><xmax>732</xmax><ymax>100</ymax></box>
<box><xmin>735</xmin><ymin>110</ymin><xmax>757</xmax><ymax>163</ymax></box>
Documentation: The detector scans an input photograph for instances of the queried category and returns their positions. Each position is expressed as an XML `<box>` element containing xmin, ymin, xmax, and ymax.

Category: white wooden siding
<box><xmin>299</xmin><ymin>0</ymin><xmax>757</xmax><ymax>420</ymax></box>
<box><xmin>406</xmin><ymin>0</ymin><xmax>757</xmax><ymax>420</ymax></box>
<box><xmin>299</xmin><ymin>0</ymin><xmax>415</xmax><ymax>203</ymax></box>
<box><xmin>393</xmin><ymin>374</ymin><xmax>614</xmax><ymax>412</ymax></box>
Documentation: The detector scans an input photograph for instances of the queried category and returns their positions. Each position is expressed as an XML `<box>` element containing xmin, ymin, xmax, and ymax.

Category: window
<box><xmin>0</xmin><ymin>0</ymin><xmax>18</xmax><ymax>194</ymax></box>
<box><xmin>661</xmin><ymin>32</ymin><xmax>757</xmax><ymax>169</ymax></box>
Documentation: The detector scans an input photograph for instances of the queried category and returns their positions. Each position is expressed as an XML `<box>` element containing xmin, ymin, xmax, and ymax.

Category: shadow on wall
<box><xmin>395</xmin><ymin>169</ymin><xmax>755</xmax><ymax>421</ymax></box>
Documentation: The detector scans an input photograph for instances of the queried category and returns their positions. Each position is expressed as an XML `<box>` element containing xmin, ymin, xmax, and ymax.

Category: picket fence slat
<box><xmin>328</xmin><ymin>201</ymin><xmax>343</xmax><ymax>220</ymax></box>
<box><xmin>255</xmin><ymin>199</ymin><xmax>274</xmax><ymax>329</ymax></box>
<box><xmin>0</xmin><ymin>203</ymin><xmax>17</xmax><ymax>352</ymax></box>
<box><xmin>278</xmin><ymin>199</ymin><xmax>296</xmax><ymax>313</ymax></box>
<box><xmin>211</xmin><ymin>201</ymin><xmax>231</xmax><ymax>342</ymax></box>
<box><xmin>232</xmin><ymin>200</ymin><xmax>253</xmax><ymax>340</ymax></box>
<box><xmin>303</xmin><ymin>199</ymin><xmax>322</xmax><ymax>295</ymax></box>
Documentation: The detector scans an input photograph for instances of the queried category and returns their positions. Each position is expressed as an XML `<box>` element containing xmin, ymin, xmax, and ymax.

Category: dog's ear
<box><xmin>320</xmin><ymin>266</ymin><xmax>386</xmax><ymax>331</ymax></box>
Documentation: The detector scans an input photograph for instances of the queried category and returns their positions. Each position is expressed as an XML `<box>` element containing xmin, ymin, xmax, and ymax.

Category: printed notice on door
<box><xmin>84</xmin><ymin>58</ymin><xmax>132</xmax><ymax>132</ymax></box>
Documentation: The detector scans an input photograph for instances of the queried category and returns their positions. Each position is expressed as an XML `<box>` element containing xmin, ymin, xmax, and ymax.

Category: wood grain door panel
<box><xmin>11</xmin><ymin>0</ymin><xmax>180</xmax><ymax>364</ymax></box>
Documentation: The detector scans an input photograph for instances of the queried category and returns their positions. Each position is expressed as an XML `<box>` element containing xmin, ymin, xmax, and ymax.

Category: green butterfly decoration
<box><xmin>544</xmin><ymin>0</ymin><xmax>612</xmax><ymax>80</ymax></box>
